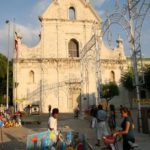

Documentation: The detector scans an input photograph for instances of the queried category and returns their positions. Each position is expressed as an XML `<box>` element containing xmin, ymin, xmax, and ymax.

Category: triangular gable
<box><xmin>80</xmin><ymin>0</ymin><xmax>102</xmax><ymax>23</ymax></box>
<box><xmin>40</xmin><ymin>0</ymin><xmax>102</xmax><ymax>23</ymax></box>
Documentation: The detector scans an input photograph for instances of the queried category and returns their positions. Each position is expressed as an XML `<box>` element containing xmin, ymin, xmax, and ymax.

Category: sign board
<box><xmin>133</xmin><ymin>99</ymin><xmax>150</xmax><ymax>105</ymax></box>
<box><xmin>15</xmin><ymin>99</ymin><xmax>26</xmax><ymax>103</ymax></box>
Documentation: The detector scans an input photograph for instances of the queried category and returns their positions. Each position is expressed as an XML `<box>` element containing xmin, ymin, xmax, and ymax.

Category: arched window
<box><xmin>29</xmin><ymin>70</ymin><xmax>34</xmax><ymax>83</ymax></box>
<box><xmin>68</xmin><ymin>39</ymin><xmax>79</xmax><ymax>57</ymax></box>
<box><xmin>69</xmin><ymin>7</ymin><xmax>76</xmax><ymax>20</ymax></box>
<box><xmin>110</xmin><ymin>71</ymin><xmax>115</xmax><ymax>82</ymax></box>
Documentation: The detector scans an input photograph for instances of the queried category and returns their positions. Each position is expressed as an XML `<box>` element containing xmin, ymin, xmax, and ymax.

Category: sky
<box><xmin>0</xmin><ymin>0</ymin><xmax>150</xmax><ymax>58</ymax></box>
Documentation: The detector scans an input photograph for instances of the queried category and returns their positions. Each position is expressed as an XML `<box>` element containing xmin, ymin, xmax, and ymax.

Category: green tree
<box><xmin>0</xmin><ymin>53</ymin><xmax>7</xmax><ymax>78</ymax></box>
<box><xmin>144</xmin><ymin>65</ymin><xmax>150</xmax><ymax>91</ymax></box>
<box><xmin>0</xmin><ymin>53</ymin><xmax>13</xmax><ymax>105</ymax></box>
<box><xmin>120</xmin><ymin>68</ymin><xmax>135</xmax><ymax>108</ymax></box>
<box><xmin>0</xmin><ymin>53</ymin><xmax>7</xmax><ymax>104</ymax></box>
<box><xmin>120</xmin><ymin>68</ymin><xmax>135</xmax><ymax>91</ymax></box>
<box><xmin>100</xmin><ymin>82</ymin><xmax>119</xmax><ymax>109</ymax></box>
<box><xmin>8</xmin><ymin>60</ymin><xmax>13</xmax><ymax>105</ymax></box>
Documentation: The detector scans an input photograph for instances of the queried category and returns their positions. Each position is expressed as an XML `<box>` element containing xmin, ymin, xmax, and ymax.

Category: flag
<box><xmin>14</xmin><ymin>32</ymin><xmax>18</xmax><ymax>60</ymax></box>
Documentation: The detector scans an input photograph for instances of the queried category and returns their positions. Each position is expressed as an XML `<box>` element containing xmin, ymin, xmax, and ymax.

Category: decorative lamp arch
<box><xmin>101</xmin><ymin>13</ymin><xmax>132</xmax><ymax>44</ymax></box>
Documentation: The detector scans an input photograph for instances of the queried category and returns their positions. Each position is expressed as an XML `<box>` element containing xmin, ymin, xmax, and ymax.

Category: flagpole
<box><xmin>6</xmin><ymin>20</ymin><xmax>10</xmax><ymax>110</ymax></box>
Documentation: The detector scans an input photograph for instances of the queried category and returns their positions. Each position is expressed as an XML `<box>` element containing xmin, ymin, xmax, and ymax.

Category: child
<box><xmin>48</xmin><ymin>108</ymin><xmax>59</xmax><ymax>135</ymax></box>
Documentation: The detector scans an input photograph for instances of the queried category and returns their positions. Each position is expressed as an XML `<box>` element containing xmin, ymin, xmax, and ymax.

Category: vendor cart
<box><xmin>26</xmin><ymin>126</ymin><xmax>94</xmax><ymax>150</ymax></box>
<box><xmin>21</xmin><ymin>105</ymin><xmax>41</xmax><ymax>124</ymax></box>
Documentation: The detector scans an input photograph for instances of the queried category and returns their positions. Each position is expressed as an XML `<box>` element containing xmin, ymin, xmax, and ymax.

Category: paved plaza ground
<box><xmin>0</xmin><ymin>110</ymin><xmax>150</xmax><ymax>150</ymax></box>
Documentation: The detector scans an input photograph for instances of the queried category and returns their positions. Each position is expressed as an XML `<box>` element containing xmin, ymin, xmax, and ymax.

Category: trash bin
<box><xmin>141</xmin><ymin>107</ymin><xmax>150</xmax><ymax>134</ymax></box>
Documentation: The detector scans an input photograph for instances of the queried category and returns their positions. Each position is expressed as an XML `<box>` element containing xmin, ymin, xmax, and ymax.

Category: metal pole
<box><xmin>12</xmin><ymin>19</ymin><xmax>16</xmax><ymax>113</ymax></box>
<box><xmin>95</xmin><ymin>33</ymin><xmax>101</xmax><ymax>106</ymax></box>
<box><xmin>15</xmin><ymin>56</ymin><xmax>18</xmax><ymax>113</ymax></box>
<box><xmin>128</xmin><ymin>0</ymin><xmax>142</xmax><ymax>132</ymax></box>
<box><xmin>40</xmin><ymin>79</ymin><xmax>42</xmax><ymax>112</ymax></box>
<box><xmin>13</xmin><ymin>19</ymin><xmax>17</xmax><ymax>113</ymax></box>
<box><xmin>40</xmin><ymin>22</ymin><xmax>44</xmax><ymax>113</ymax></box>
<box><xmin>80</xmin><ymin>59</ymin><xmax>84</xmax><ymax>110</ymax></box>
<box><xmin>95</xmin><ymin>36</ymin><xmax>99</xmax><ymax>106</ymax></box>
<box><xmin>6</xmin><ymin>20</ymin><xmax>10</xmax><ymax>109</ymax></box>
<box><xmin>56</xmin><ymin>21</ymin><xmax>59</xmax><ymax>108</ymax></box>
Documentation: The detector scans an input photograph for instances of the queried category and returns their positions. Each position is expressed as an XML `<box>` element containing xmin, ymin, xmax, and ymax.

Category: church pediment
<box><xmin>41</xmin><ymin>0</ymin><xmax>101</xmax><ymax>23</ymax></box>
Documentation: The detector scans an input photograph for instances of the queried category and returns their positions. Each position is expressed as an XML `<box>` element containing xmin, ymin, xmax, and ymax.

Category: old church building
<box><xmin>13</xmin><ymin>0</ymin><xmax>128</xmax><ymax>112</ymax></box>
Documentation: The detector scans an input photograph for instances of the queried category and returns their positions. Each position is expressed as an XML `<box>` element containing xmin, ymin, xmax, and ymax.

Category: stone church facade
<box><xmin>13</xmin><ymin>0</ymin><xmax>129</xmax><ymax>113</ymax></box>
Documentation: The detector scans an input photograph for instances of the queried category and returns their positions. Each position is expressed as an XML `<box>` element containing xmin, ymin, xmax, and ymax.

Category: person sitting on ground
<box><xmin>48</xmin><ymin>108</ymin><xmax>59</xmax><ymax>135</ymax></box>
<box><xmin>95</xmin><ymin>104</ymin><xmax>109</xmax><ymax>146</ymax></box>
<box><xmin>113</xmin><ymin>107</ymin><xmax>135</xmax><ymax>150</ymax></box>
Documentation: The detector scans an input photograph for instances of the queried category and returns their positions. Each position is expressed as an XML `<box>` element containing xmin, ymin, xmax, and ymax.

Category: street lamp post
<box><xmin>128</xmin><ymin>0</ymin><xmax>142</xmax><ymax>132</ymax></box>
<box><xmin>6</xmin><ymin>20</ymin><xmax>10</xmax><ymax>109</ymax></box>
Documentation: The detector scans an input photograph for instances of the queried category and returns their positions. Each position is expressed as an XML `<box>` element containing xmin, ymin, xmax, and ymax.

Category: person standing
<box><xmin>48</xmin><ymin>108</ymin><xmax>59</xmax><ymax>135</ymax></box>
<box><xmin>48</xmin><ymin>105</ymin><xmax>52</xmax><ymax>117</ymax></box>
<box><xmin>113</xmin><ymin>107</ymin><xmax>135</xmax><ymax>150</ymax></box>
<box><xmin>120</xmin><ymin>105</ymin><xmax>123</xmax><ymax>112</ymax></box>
<box><xmin>95</xmin><ymin>104</ymin><xmax>109</xmax><ymax>146</ymax></box>
<box><xmin>108</xmin><ymin>104</ymin><xmax>116</xmax><ymax>131</ymax></box>
<box><xmin>74</xmin><ymin>105</ymin><xmax>80</xmax><ymax>119</ymax></box>
<box><xmin>90</xmin><ymin>105</ymin><xmax>97</xmax><ymax>128</ymax></box>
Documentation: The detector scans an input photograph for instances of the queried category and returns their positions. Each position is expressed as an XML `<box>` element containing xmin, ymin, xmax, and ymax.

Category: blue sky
<box><xmin>0</xmin><ymin>0</ymin><xmax>150</xmax><ymax>58</ymax></box>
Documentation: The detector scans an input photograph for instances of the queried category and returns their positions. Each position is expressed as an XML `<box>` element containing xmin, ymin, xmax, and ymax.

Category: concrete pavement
<box><xmin>0</xmin><ymin>112</ymin><xmax>150</xmax><ymax>150</ymax></box>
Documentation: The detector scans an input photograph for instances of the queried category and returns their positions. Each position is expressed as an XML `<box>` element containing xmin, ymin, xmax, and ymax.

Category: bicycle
<box><xmin>102</xmin><ymin>135</ymin><xmax>119</xmax><ymax>150</ymax></box>
<box><xmin>102</xmin><ymin>135</ymin><xmax>140</xmax><ymax>150</ymax></box>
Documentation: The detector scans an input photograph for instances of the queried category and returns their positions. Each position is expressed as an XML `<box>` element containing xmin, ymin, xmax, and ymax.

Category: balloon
<box><xmin>41</xmin><ymin>138</ymin><xmax>47</xmax><ymax>150</ymax></box>
<box><xmin>0</xmin><ymin>120</ymin><xmax>4</xmax><ymax>127</ymax></box>
<box><xmin>49</xmin><ymin>132</ymin><xmax>57</xmax><ymax>143</ymax></box>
